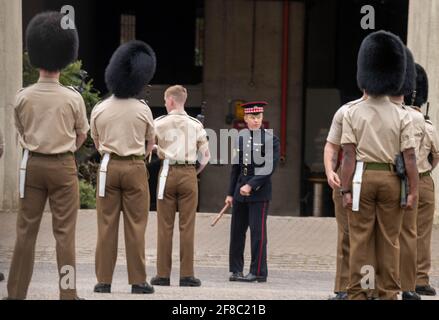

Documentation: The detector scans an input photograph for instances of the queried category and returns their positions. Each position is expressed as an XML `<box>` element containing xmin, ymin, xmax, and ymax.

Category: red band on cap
<box><xmin>244</xmin><ymin>107</ymin><xmax>264</xmax><ymax>114</ymax></box>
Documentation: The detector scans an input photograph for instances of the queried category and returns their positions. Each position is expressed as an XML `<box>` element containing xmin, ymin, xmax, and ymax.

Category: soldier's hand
<box><xmin>240</xmin><ymin>184</ymin><xmax>252</xmax><ymax>196</ymax></box>
<box><xmin>326</xmin><ymin>171</ymin><xmax>341</xmax><ymax>189</ymax></box>
<box><xmin>342</xmin><ymin>193</ymin><xmax>352</xmax><ymax>209</ymax></box>
<box><xmin>405</xmin><ymin>193</ymin><xmax>418</xmax><ymax>210</ymax></box>
<box><xmin>225</xmin><ymin>196</ymin><xmax>233</xmax><ymax>207</ymax></box>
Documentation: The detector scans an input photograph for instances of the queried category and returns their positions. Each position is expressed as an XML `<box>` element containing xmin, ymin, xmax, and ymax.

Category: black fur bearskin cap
<box><xmin>105</xmin><ymin>40</ymin><xmax>157</xmax><ymax>98</ymax></box>
<box><xmin>357</xmin><ymin>30</ymin><xmax>406</xmax><ymax>96</ymax></box>
<box><xmin>405</xmin><ymin>63</ymin><xmax>429</xmax><ymax>107</ymax></box>
<box><xmin>26</xmin><ymin>11</ymin><xmax>79</xmax><ymax>72</ymax></box>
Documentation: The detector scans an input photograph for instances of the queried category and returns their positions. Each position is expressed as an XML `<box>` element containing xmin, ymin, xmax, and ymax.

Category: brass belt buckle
<box><xmin>243</xmin><ymin>167</ymin><xmax>248</xmax><ymax>176</ymax></box>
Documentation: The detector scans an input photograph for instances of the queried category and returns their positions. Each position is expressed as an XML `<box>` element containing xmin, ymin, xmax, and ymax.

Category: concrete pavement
<box><xmin>0</xmin><ymin>210</ymin><xmax>438</xmax><ymax>300</ymax></box>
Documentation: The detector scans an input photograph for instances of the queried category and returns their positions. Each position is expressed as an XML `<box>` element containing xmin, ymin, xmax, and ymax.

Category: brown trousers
<box><xmin>347</xmin><ymin>171</ymin><xmax>403</xmax><ymax>300</ymax></box>
<box><xmin>400</xmin><ymin>192</ymin><xmax>418</xmax><ymax>291</ymax></box>
<box><xmin>156</xmin><ymin>165</ymin><xmax>198</xmax><ymax>278</ymax></box>
<box><xmin>7</xmin><ymin>154</ymin><xmax>79</xmax><ymax>300</ymax></box>
<box><xmin>95</xmin><ymin>159</ymin><xmax>149</xmax><ymax>285</ymax></box>
<box><xmin>416</xmin><ymin>175</ymin><xmax>435</xmax><ymax>286</ymax></box>
<box><xmin>332</xmin><ymin>189</ymin><xmax>350</xmax><ymax>293</ymax></box>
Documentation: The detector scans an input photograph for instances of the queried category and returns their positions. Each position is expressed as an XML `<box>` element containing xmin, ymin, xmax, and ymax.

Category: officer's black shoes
<box><xmin>180</xmin><ymin>276</ymin><xmax>201</xmax><ymax>287</ymax></box>
<box><xmin>402</xmin><ymin>291</ymin><xmax>421</xmax><ymax>300</ymax></box>
<box><xmin>229</xmin><ymin>272</ymin><xmax>244</xmax><ymax>282</ymax></box>
<box><xmin>132</xmin><ymin>282</ymin><xmax>154</xmax><ymax>294</ymax></box>
<box><xmin>150</xmin><ymin>276</ymin><xmax>171</xmax><ymax>286</ymax></box>
<box><xmin>0</xmin><ymin>272</ymin><xmax>4</xmax><ymax>281</ymax></box>
<box><xmin>237</xmin><ymin>273</ymin><xmax>267</xmax><ymax>283</ymax></box>
<box><xmin>94</xmin><ymin>283</ymin><xmax>111</xmax><ymax>293</ymax></box>
<box><xmin>416</xmin><ymin>284</ymin><xmax>437</xmax><ymax>296</ymax></box>
<box><xmin>329</xmin><ymin>292</ymin><xmax>348</xmax><ymax>300</ymax></box>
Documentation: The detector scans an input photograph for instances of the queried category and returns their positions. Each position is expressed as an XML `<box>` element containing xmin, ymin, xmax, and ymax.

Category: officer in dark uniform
<box><xmin>225</xmin><ymin>101</ymin><xmax>280</xmax><ymax>282</ymax></box>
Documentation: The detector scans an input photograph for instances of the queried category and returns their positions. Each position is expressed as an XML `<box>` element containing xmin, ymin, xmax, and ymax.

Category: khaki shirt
<box><xmin>406</xmin><ymin>106</ymin><xmax>426</xmax><ymax>166</ymax></box>
<box><xmin>14</xmin><ymin>77</ymin><xmax>90</xmax><ymax>154</ymax></box>
<box><xmin>341</xmin><ymin>96</ymin><xmax>415</xmax><ymax>164</ymax></box>
<box><xmin>327</xmin><ymin>98</ymin><xmax>364</xmax><ymax>145</ymax></box>
<box><xmin>154</xmin><ymin>110</ymin><xmax>208</xmax><ymax>163</ymax></box>
<box><xmin>418</xmin><ymin>120</ymin><xmax>439</xmax><ymax>173</ymax></box>
<box><xmin>90</xmin><ymin>96</ymin><xmax>155</xmax><ymax>156</ymax></box>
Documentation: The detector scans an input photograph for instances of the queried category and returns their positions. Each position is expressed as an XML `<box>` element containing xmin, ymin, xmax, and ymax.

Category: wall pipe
<box><xmin>280</xmin><ymin>0</ymin><xmax>289</xmax><ymax>162</ymax></box>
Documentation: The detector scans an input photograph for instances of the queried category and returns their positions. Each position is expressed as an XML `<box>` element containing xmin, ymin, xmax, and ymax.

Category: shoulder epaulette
<box><xmin>188</xmin><ymin>115</ymin><xmax>203</xmax><ymax>126</ymax></box>
<box><xmin>155</xmin><ymin>115</ymin><xmax>168</xmax><ymax>122</ymax></box>
<box><xmin>139</xmin><ymin>99</ymin><xmax>148</xmax><ymax>106</ymax></box>
<box><xmin>64</xmin><ymin>85</ymin><xmax>82</xmax><ymax>95</ymax></box>
<box><xmin>17</xmin><ymin>88</ymin><xmax>25</xmax><ymax>94</ymax></box>
<box><xmin>426</xmin><ymin>119</ymin><xmax>433</xmax><ymax>125</ymax></box>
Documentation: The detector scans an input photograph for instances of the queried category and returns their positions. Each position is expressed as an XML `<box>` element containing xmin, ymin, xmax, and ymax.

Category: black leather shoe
<box><xmin>150</xmin><ymin>276</ymin><xmax>170</xmax><ymax>286</ymax></box>
<box><xmin>416</xmin><ymin>284</ymin><xmax>436</xmax><ymax>296</ymax></box>
<box><xmin>132</xmin><ymin>282</ymin><xmax>154</xmax><ymax>294</ymax></box>
<box><xmin>237</xmin><ymin>273</ymin><xmax>267</xmax><ymax>283</ymax></box>
<box><xmin>0</xmin><ymin>272</ymin><xmax>4</xmax><ymax>282</ymax></box>
<box><xmin>402</xmin><ymin>291</ymin><xmax>421</xmax><ymax>300</ymax></box>
<box><xmin>180</xmin><ymin>276</ymin><xmax>201</xmax><ymax>287</ymax></box>
<box><xmin>93</xmin><ymin>283</ymin><xmax>111</xmax><ymax>293</ymax></box>
<box><xmin>229</xmin><ymin>272</ymin><xmax>244</xmax><ymax>282</ymax></box>
<box><xmin>329</xmin><ymin>292</ymin><xmax>348</xmax><ymax>300</ymax></box>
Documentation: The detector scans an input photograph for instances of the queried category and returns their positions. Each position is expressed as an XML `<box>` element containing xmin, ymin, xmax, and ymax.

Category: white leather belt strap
<box><xmin>19</xmin><ymin>149</ymin><xmax>30</xmax><ymax>199</ymax></box>
<box><xmin>98</xmin><ymin>153</ymin><xmax>111</xmax><ymax>198</ymax></box>
<box><xmin>352</xmin><ymin>161</ymin><xmax>364</xmax><ymax>212</ymax></box>
<box><xmin>158</xmin><ymin>159</ymin><xmax>170</xmax><ymax>200</ymax></box>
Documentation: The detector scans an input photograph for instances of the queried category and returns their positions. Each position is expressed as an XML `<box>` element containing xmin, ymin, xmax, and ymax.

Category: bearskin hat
<box><xmin>395</xmin><ymin>47</ymin><xmax>417</xmax><ymax>97</ymax></box>
<box><xmin>357</xmin><ymin>30</ymin><xmax>406</xmax><ymax>96</ymax></box>
<box><xmin>26</xmin><ymin>11</ymin><xmax>79</xmax><ymax>71</ymax></box>
<box><xmin>405</xmin><ymin>63</ymin><xmax>429</xmax><ymax>107</ymax></box>
<box><xmin>105</xmin><ymin>40</ymin><xmax>157</xmax><ymax>98</ymax></box>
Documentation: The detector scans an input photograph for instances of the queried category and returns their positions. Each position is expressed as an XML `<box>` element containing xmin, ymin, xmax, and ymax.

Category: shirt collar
<box><xmin>37</xmin><ymin>77</ymin><xmax>60</xmax><ymax>84</ymax></box>
<box><xmin>169</xmin><ymin>109</ymin><xmax>188</xmax><ymax>116</ymax></box>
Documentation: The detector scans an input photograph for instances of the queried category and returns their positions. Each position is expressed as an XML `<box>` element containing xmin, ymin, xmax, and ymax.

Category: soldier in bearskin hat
<box><xmin>392</xmin><ymin>48</ymin><xmax>423</xmax><ymax>300</ymax></box>
<box><xmin>340</xmin><ymin>30</ymin><xmax>419</xmax><ymax>300</ymax></box>
<box><xmin>405</xmin><ymin>64</ymin><xmax>439</xmax><ymax>297</ymax></box>
<box><xmin>91</xmin><ymin>40</ymin><xmax>156</xmax><ymax>294</ymax></box>
<box><xmin>5</xmin><ymin>11</ymin><xmax>89</xmax><ymax>300</ymax></box>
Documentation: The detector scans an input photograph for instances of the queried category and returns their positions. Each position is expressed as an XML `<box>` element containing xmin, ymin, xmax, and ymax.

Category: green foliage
<box><xmin>79</xmin><ymin>179</ymin><xmax>96</xmax><ymax>209</ymax></box>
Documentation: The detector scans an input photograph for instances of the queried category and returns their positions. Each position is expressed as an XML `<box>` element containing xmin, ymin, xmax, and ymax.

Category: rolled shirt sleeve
<box><xmin>90</xmin><ymin>108</ymin><xmax>99</xmax><ymax>141</ymax></box>
<box><xmin>427</xmin><ymin>123</ymin><xmax>439</xmax><ymax>159</ymax></box>
<box><xmin>196</xmin><ymin>125</ymin><xmax>208</xmax><ymax>150</ymax></box>
<box><xmin>400</xmin><ymin>112</ymin><xmax>416</xmax><ymax>152</ymax></box>
<box><xmin>340</xmin><ymin>111</ymin><xmax>357</xmax><ymax>146</ymax></box>
<box><xmin>144</xmin><ymin>108</ymin><xmax>155</xmax><ymax>142</ymax></box>
<box><xmin>74</xmin><ymin>96</ymin><xmax>90</xmax><ymax>135</ymax></box>
<box><xmin>327</xmin><ymin>107</ymin><xmax>344</xmax><ymax>145</ymax></box>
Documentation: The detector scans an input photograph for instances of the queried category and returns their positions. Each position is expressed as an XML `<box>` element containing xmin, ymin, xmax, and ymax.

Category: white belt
<box><xmin>352</xmin><ymin>161</ymin><xmax>364</xmax><ymax>212</ymax></box>
<box><xmin>19</xmin><ymin>149</ymin><xmax>30</xmax><ymax>199</ymax></box>
<box><xmin>157</xmin><ymin>159</ymin><xmax>170</xmax><ymax>200</ymax></box>
<box><xmin>98</xmin><ymin>153</ymin><xmax>111</xmax><ymax>197</ymax></box>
